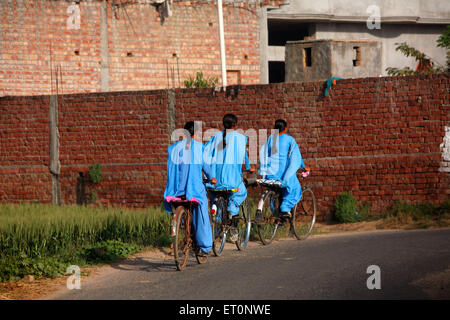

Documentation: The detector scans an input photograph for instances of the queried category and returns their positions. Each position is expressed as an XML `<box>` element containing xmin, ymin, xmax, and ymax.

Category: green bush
<box><xmin>82</xmin><ymin>240</ymin><xmax>141</xmax><ymax>263</ymax></box>
<box><xmin>0</xmin><ymin>254</ymin><xmax>67</xmax><ymax>282</ymax></box>
<box><xmin>334</xmin><ymin>192</ymin><xmax>367</xmax><ymax>223</ymax></box>
<box><xmin>88</xmin><ymin>163</ymin><xmax>102</xmax><ymax>184</ymax></box>
<box><xmin>184</xmin><ymin>72</ymin><xmax>218</xmax><ymax>88</ymax></box>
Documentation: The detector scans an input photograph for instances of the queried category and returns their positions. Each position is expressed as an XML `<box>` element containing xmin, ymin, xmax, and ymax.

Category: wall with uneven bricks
<box><xmin>0</xmin><ymin>0</ymin><xmax>273</xmax><ymax>97</ymax></box>
<box><xmin>1</xmin><ymin>74</ymin><xmax>449</xmax><ymax>220</ymax></box>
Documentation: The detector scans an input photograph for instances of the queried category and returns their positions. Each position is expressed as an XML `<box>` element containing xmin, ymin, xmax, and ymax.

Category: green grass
<box><xmin>379</xmin><ymin>199</ymin><xmax>450</xmax><ymax>228</ymax></box>
<box><xmin>0</xmin><ymin>203</ymin><xmax>171</xmax><ymax>282</ymax></box>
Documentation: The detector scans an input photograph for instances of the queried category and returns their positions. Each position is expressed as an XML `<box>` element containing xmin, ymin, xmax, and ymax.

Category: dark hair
<box><xmin>274</xmin><ymin>119</ymin><xmax>287</xmax><ymax>132</ymax></box>
<box><xmin>221</xmin><ymin>114</ymin><xmax>237</xmax><ymax>149</ymax></box>
<box><xmin>223</xmin><ymin>114</ymin><xmax>237</xmax><ymax>129</ymax></box>
<box><xmin>184</xmin><ymin>121</ymin><xmax>196</xmax><ymax>137</ymax></box>
<box><xmin>272</xmin><ymin>119</ymin><xmax>287</xmax><ymax>154</ymax></box>
<box><xmin>184</xmin><ymin>121</ymin><xmax>197</xmax><ymax>149</ymax></box>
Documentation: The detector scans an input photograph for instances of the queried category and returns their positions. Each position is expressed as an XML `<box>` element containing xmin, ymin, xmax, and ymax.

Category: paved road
<box><xmin>48</xmin><ymin>229</ymin><xmax>450</xmax><ymax>300</ymax></box>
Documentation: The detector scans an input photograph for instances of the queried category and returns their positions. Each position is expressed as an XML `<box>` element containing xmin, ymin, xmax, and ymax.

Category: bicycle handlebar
<box><xmin>203</xmin><ymin>177</ymin><xmax>217</xmax><ymax>185</ymax></box>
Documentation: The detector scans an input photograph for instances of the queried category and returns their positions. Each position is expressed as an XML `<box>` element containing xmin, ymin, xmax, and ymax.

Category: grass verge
<box><xmin>0</xmin><ymin>203</ymin><xmax>171</xmax><ymax>282</ymax></box>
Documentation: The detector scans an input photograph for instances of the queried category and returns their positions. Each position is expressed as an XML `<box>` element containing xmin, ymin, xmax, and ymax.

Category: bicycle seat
<box><xmin>257</xmin><ymin>179</ymin><xmax>283</xmax><ymax>190</ymax></box>
<box><xmin>165</xmin><ymin>196</ymin><xmax>200</xmax><ymax>206</ymax></box>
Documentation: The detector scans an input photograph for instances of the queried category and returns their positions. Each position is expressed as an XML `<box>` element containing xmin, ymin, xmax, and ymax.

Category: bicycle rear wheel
<box><xmin>194</xmin><ymin>247</ymin><xmax>208</xmax><ymax>264</ymax></box>
<box><xmin>257</xmin><ymin>191</ymin><xmax>280</xmax><ymax>245</ymax></box>
<box><xmin>211</xmin><ymin>197</ymin><xmax>227</xmax><ymax>257</ymax></box>
<box><xmin>235</xmin><ymin>198</ymin><xmax>251</xmax><ymax>250</ymax></box>
<box><xmin>173</xmin><ymin>206</ymin><xmax>191</xmax><ymax>271</ymax></box>
<box><xmin>290</xmin><ymin>187</ymin><xmax>316</xmax><ymax>240</ymax></box>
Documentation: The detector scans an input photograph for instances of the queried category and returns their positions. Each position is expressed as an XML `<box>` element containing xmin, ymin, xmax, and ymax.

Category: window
<box><xmin>303</xmin><ymin>47</ymin><xmax>312</xmax><ymax>67</ymax></box>
<box><xmin>353</xmin><ymin>46</ymin><xmax>361</xmax><ymax>67</ymax></box>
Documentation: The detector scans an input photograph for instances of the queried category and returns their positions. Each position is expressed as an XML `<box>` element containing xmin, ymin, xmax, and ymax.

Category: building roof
<box><xmin>268</xmin><ymin>0</ymin><xmax>450</xmax><ymax>24</ymax></box>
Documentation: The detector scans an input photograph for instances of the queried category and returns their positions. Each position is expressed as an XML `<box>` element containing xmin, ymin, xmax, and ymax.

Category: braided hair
<box><xmin>221</xmin><ymin>113</ymin><xmax>237</xmax><ymax>149</ymax></box>
<box><xmin>184</xmin><ymin>121</ymin><xmax>195</xmax><ymax>149</ymax></box>
<box><xmin>272</xmin><ymin>119</ymin><xmax>287</xmax><ymax>154</ymax></box>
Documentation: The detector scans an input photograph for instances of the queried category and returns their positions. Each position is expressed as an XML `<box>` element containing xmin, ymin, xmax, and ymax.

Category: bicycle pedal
<box><xmin>229</xmin><ymin>228</ymin><xmax>239</xmax><ymax>242</ymax></box>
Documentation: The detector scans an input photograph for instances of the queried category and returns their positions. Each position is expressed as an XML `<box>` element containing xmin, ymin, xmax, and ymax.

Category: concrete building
<box><xmin>285</xmin><ymin>39</ymin><xmax>382</xmax><ymax>82</ymax></box>
<box><xmin>261</xmin><ymin>0</ymin><xmax>450</xmax><ymax>83</ymax></box>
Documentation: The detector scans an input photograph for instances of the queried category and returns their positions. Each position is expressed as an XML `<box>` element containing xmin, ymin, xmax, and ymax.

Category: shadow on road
<box><xmin>109</xmin><ymin>255</ymin><xmax>176</xmax><ymax>273</ymax></box>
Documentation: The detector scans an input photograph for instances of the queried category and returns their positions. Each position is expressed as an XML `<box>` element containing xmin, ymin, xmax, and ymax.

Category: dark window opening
<box><xmin>353</xmin><ymin>46</ymin><xmax>361</xmax><ymax>67</ymax></box>
<box><xmin>303</xmin><ymin>47</ymin><xmax>312</xmax><ymax>67</ymax></box>
<box><xmin>76</xmin><ymin>172</ymin><xmax>86</xmax><ymax>205</ymax></box>
<box><xmin>268</xmin><ymin>20</ymin><xmax>311</xmax><ymax>46</ymax></box>
<box><xmin>269</xmin><ymin>61</ymin><xmax>285</xmax><ymax>83</ymax></box>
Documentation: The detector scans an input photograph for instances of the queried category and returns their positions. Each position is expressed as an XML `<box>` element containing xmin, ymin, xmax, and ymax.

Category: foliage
<box><xmin>82</xmin><ymin>240</ymin><xmax>141</xmax><ymax>263</ymax></box>
<box><xmin>385</xmin><ymin>42</ymin><xmax>440</xmax><ymax>76</ymax></box>
<box><xmin>184</xmin><ymin>72</ymin><xmax>218</xmax><ymax>88</ymax></box>
<box><xmin>385</xmin><ymin>199</ymin><xmax>450</xmax><ymax>222</ymax></box>
<box><xmin>0</xmin><ymin>254</ymin><xmax>68</xmax><ymax>282</ymax></box>
<box><xmin>88</xmin><ymin>163</ymin><xmax>102</xmax><ymax>184</ymax></box>
<box><xmin>386</xmin><ymin>26</ymin><xmax>450</xmax><ymax>76</ymax></box>
<box><xmin>0</xmin><ymin>203</ymin><xmax>171</xmax><ymax>282</ymax></box>
<box><xmin>437</xmin><ymin>25</ymin><xmax>450</xmax><ymax>72</ymax></box>
<box><xmin>437</xmin><ymin>25</ymin><xmax>450</xmax><ymax>49</ymax></box>
<box><xmin>90</xmin><ymin>190</ymin><xmax>98</xmax><ymax>203</ymax></box>
<box><xmin>334</xmin><ymin>192</ymin><xmax>368</xmax><ymax>223</ymax></box>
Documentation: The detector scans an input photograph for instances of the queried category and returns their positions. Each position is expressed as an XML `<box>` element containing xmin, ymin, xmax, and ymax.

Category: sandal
<box><xmin>254</xmin><ymin>209</ymin><xmax>263</xmax><ymax>224</ymax></box>
<box><xmin>281</xmin><ymin>212</ymin><xmax>292</xmax><ymax>219</ymax></box>
<box><xmin>196</xmin><ymin>249</ymin><xmax>208</xmax><ymax>257</ymax></box>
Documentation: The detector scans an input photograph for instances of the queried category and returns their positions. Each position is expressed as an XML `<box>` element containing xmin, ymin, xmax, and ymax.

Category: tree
<box><xmin>437</xmin><ymin>25</ymin><xmax>450</xmax><ymax>72</ymax></box>
<box><xmin>386</xmin><ymin>25</ymin><xmax>450</xmax><ymax>76</ymax></box>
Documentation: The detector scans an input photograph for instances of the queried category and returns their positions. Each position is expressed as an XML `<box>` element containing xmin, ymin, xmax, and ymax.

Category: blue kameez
<box><xmin>259</xmin><ymin>134</ymin><xmax>305</xmax><ymax>212</ymax></box>
<box><xmin>204</xmin><ymin>130</ymin><xmax>250</xmax><ymax>215</ymax></box>
<box><xmin>163</xmin><ymin>139</ymin><xmax>213</xmax><ymax>253</ymax></box>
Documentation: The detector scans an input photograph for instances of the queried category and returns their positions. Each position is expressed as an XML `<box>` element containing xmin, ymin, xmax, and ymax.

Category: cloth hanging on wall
<box><xmin>151</xmin><ymin>0</ymin><xmax>173</xmax><ymax>23</ymax></box>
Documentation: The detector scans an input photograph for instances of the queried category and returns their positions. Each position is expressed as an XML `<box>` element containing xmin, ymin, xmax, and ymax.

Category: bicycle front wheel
<box><xmin>236</xmin><ymin>198</ymin><xmax>251</xmax><ymax>250</ymax></box>
<box><xmin>257</xmin><ymin>191</ymin><xmax>280</xmax><ymax>245</ymax></box>
<box><xmin>173</xmin><ymin>206</ymin><xmax>191</xmax><ymax>271</ymax></box>
<box><xmin>211</xmin><ymin>197</ymin><xmax>227</xmax><ymax>257</ymax></box>
<box><xmin>290</xmin><ymin>187</ymin><xmax>316</xmax><ymax>240</ymax></box>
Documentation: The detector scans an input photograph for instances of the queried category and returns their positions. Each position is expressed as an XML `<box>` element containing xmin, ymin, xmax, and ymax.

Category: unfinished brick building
<box><xmin>0</xmin><ymin>0</ymin><xmax>286</xmax><ymax>96</ymax></box>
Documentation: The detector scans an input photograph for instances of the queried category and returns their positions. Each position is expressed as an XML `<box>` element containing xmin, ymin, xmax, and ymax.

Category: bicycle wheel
<box><xmin>235</xmin><ymin>198</ymin><xmax>251</xmax><ymax>251</ymax></box>
<box><xmin>194</xmin><ymin>246</ymin><xmax>208</xmax><ymax>264</ymax></box>
<box><xmin>257</xmin><ymin>191</ymin><xmax>280</xmax><ymax>245</ymax></box>
<box><xmin>290</xmin><ymin>187</ymin><xmax>316</xmax><ymax>240</ymax></box>
<box><xmin>211</xmin><ymin>197</ymin><xmax>227</xmax><ymax>257</ymax></box>
<box><xmin>173</xmin><ymin>206</ymin><xmax>191</xmax><ymax>271</ymax></box>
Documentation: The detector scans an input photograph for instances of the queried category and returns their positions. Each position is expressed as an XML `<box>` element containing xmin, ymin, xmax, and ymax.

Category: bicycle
<box><xmin>207</xmin><ymin>171</ymin><xmax>256</xmax><ymax>256</ymax></box>
<box><xmin>167</xmin><ymin>196</ymin><xmax>209</xmax><ymax>271</ymax></box>
<box><xmin>255</xmin><ymin>168</ymin><xmax>316</xmax><ymax>245</ymax></box>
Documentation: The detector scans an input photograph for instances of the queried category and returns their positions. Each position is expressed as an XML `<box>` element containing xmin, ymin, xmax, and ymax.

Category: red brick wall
<box><xmin>1</xmin><ymin>74</ymin><xmax>449</xmax><ymax>219</ymax></box>
<box><xmin>57</xmin><ymin>90</ymin><xmax>169</xmax><ymax>206</ymax></box>
<box><xmin>0</xmin><ymin>0</ymin><xmax>263</xmax><ymax>97</ymax></box>
<box><xmin>0</xmin><ymin>95</ymin><xmax>51</xmax><ymax>202</ymax></box>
